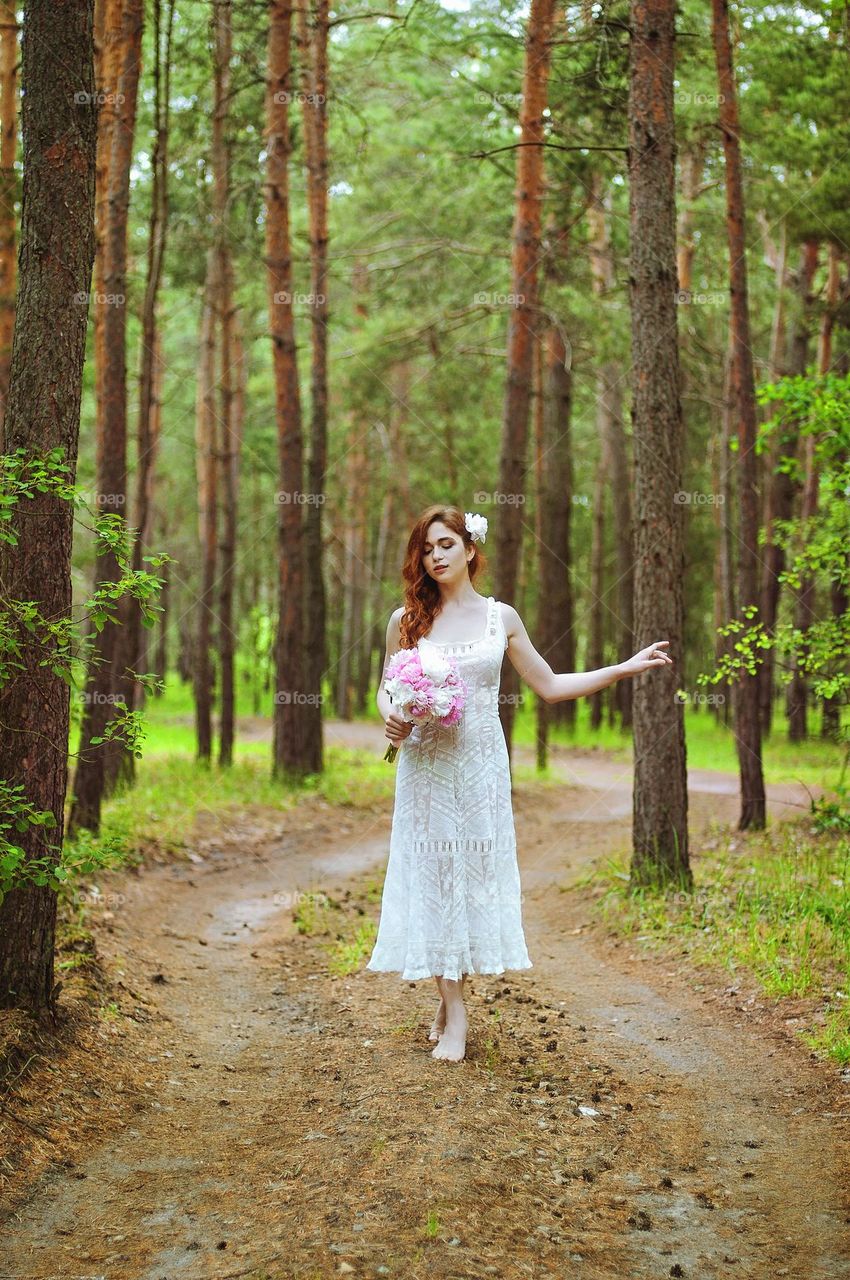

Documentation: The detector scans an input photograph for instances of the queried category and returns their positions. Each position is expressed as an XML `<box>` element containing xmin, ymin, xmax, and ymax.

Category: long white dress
<box><xmin>366</xmin><ymin>595</ymin><xmax>533</xmax><ymax>982</ymax></box>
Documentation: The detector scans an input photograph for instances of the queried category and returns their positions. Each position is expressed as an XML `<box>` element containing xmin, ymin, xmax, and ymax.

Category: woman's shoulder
<box><xmin>496</xmin><ymin>600</ymin><xmax>520</xmax><ymax>638</ymax></box>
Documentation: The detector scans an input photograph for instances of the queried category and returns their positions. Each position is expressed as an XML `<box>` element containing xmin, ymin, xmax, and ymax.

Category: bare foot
<box><xmin>428</xmin><ymin>997</ymin><xmax>446</xmax><ymax>1042</ymax></box>
<box><xmin>431</xmin><ymin>1003</ymin><xmax>467</xmax><ymax>1062</ymax></box>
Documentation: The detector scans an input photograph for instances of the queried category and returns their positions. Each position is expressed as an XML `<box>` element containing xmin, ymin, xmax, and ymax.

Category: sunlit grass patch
<box><xmin>580</xmin><ymin>820</ymin><xmax>850</xmax><ymax>1063</ymax></box>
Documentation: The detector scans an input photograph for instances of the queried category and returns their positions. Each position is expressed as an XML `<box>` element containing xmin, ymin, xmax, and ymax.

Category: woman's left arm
<box><xmin>501</xmin><ymin>603</ymin><xmax>673</xmax><ymax>704</ymax></box>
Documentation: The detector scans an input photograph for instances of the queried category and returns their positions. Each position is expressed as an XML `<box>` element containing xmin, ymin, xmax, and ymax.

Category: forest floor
<box><xmin>0</xmin><ymin>729</ymin><xmax>848</xmax><ymax>1280</ymax></box>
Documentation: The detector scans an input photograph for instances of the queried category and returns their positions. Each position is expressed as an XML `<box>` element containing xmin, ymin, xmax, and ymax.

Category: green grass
<box><xmin>291</xmin><ymin>888</ymin><xmax>378</xmax><ymax>976</ymax></box>
<box><xmin>499</xmin><ymin>694</ymin><xmax>846</xmax><ymax>793</ymax></box>
<box><xmin>83</xmin><ymin>672</ymin><xmax>847</xmax><ymax>795</ymax></box>
<box><xmin>580</xmin><ymin>821</ymin><xmax>850</xmax><ymax>1063</ymax></box>
<box><xmin>64</xmin><ymin>741</ymin><xmax>396</xmax><ymax>873</ymax></box>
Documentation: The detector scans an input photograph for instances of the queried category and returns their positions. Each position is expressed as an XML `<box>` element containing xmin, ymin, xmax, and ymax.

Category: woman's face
<box><xmin>422</xmin><ymin>521</ymin><xmax>471</xmax><ymax>582</ymax></box>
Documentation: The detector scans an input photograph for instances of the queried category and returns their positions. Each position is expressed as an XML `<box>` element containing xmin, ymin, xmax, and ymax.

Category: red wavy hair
<box><xmin>398</xmin><ymin>504</ymin><xmax>489</xmax><ymax>648</ymax></box>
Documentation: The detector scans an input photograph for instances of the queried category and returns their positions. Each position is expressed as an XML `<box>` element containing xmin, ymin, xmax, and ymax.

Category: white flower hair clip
<box><xmin>464</xmin><ymin>511</ymin><xmax>488</xmax><ymax>544</ymax></box>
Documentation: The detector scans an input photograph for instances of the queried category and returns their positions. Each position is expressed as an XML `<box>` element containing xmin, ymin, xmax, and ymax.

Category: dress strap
<box><xmin>488</xmin><ymin>595</ymin><xmax>497</xmax><ymax>637</ymax></box>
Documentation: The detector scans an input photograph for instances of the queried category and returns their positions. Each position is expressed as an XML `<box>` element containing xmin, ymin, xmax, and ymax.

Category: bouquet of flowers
<box><xmin>382</xmin><ymin>644</ymin><xmax>468</xmax><ymax>762</ymax></box>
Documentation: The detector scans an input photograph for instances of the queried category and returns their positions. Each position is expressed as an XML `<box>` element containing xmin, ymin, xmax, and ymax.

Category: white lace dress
<box><xmin>366</xmin><ymin>595</ymin><xmax>533</xmax><ymax>982</ymax></box>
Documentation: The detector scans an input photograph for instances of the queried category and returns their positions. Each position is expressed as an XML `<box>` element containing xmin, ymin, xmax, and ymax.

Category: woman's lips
<box><xmin>433</xmin><ymin>566</ymin><xmax>446</xmax><ymax>573</ymax></box>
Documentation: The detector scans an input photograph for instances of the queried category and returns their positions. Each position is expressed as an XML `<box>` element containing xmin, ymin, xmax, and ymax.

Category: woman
<box><xmin>366</xmin><ymin>504</ymin><xmax>672</xmax><ymax>1063</ymax></box>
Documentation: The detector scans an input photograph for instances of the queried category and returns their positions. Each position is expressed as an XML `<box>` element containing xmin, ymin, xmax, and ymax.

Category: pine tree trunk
<box><xmin>211</xmin><ymin>0</ymin><xmax>238</xmax><ymax>768</ymax></box>
<box><xmin>267</xmin><ymin>0</ymin><xmax>307</xmax><ymax>778</ymax></box>
<box><xmin>0</xmin><ymin>0</ymin><xmax>97</xmax><ymax>1010</ymax></box>
<box><xmin>628</xmin><ymin>0</ymin><xmax>690</xmax><ymax>883</ymax></box>
<box><xmin>69</xmin><ymin>0</ymin><xmax>143</xmax><ymax>835</ymax></box>
<box><xmin>712</xmin><ymin>332</ymin><xmax>736</xmax><ymax>728</ymax></box>
<box><xmin>0</xmin><ymin>2</ymin><xmax>18</xmax><ymax>448</ymax></box>
<box><xmin>194</xmin><ymin>248</ymin><xmax>218</xmax><ymax>761</ymax></box>
<box><xmin>675</xmin><ymin>141</ymin><xmax>706</xmax><ymax>296</ymax></box>
<box><xmin>110</xmin><ymin>0</ymin><xmax>172</xmax><ymax>783</ymax></box>
<box><xmin>711</xmin><ymin>0</ymin><xmax>766</xmax><ymax>830</ymax></box>
<box><xmin>297</xmin><ymin>0</ymin><xmax>329</xmax><ymax>771</ymax></box>
<box><xmin>153</xmin><ymin>550</ymin><xmax>169</xmax><ymax>692</ymax></box>
<box><xmin>759</xmin><ymin>241</ymin><xmax>818</xmax><ymax>734</ymax></box>
<box><xmin>534</xmin><ymin>207</ymin><xmax>576</xmax><ymax>739</ymax></box>
<box><xmin>588</xmin><ymin>449</ymin><xmax>607</xmax><ymax>732</ymax></box>
<box><xmin>588</xmin><ymin>173</ymin><xmax>634</xmax><ymax>728</ymax></box>
<box><xmin>786</xmin><ymin>243</ymin><xmax>841</xmax><ymax>741</ymax></box>
<box><xmin>495</xmin><ymin>0</ymin><xmax>558</xmax><ymax>775</ymax></box>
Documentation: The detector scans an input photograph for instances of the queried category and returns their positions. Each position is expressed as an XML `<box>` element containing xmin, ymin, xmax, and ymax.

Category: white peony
<box><xmin>417</xmin><ymin>642</ymin><xmax>453</xmax><ymax>685</ymax></box>
<box><xmin>464</xmin><ymin>511</ymin><xmax>488</xmax><ymax>543</ymax></box>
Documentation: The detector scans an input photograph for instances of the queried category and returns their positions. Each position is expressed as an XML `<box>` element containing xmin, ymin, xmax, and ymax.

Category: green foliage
<box><xmin>0</xmin><ymin>446</ymin><xmax>171</xmax><ymax>895</ymax></box>
<box><xmin>698</xmin><ymin>370</ymin><xmax>850</xmax><ymax>810</ymax></box>
<box><xmin>0</xmin><ymin>780</ymin><xmax>128</xmax><ymax>905</ymax></box>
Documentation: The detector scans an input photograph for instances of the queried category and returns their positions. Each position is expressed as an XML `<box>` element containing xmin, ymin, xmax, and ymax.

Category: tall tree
<box><xmin>535</xmin><ymin>211</ymin><xmax>576</xmax><ymax>768</ymax></box>
<box><xmin>627</xmin><ymin>0</ymin><xmax>690</xmax><ymax>885</ymax></box>
<box><xmin>786</xmin><ymin>242</ymin><xmax>844</xmax><ymax>740</ymax></box>
<box><xmin>111</xmin><ymin>0</ymin><xmax>174</xmax><ymax>782</ymax></box>
<box><xmin>194</xmin><ymin>246</ymin><xmax>218</xmax><ymax>762</ymax></box>
<box><xmin>69</xmin><ymin>0</ymin><xmax>144</xmax><ymax>835</ymax></box>
<box><xmin>587</xmin><ymin>445</ymin><xmax>608</xmax><ymax>732</ymax></box>
<box><xmin>0</xmin><ymin>0</ymin><xmax>98</xmax><ymax>1009</ymax></box>
<box><xmin>297</xmin><ymin>0</ymin><xmax>329</xmax><ymax>774</ymax></box>
<box><xmin>495</xmin><ymin>0</ymin><xmax>558</xmax><ymax>770</ymax></box>
<box><xmin>212</xmin><ymin>0</ymin><xmax>238</xmax><ymax>767</ymax></box>
<box><xmin>0</xmin><ymin>1</ymin><xmax>18</xmax><ymax>447</ymax></box>
<box><xmin>336</xmin><ymin>259</ymin><xmax>369</xmax><ymax>720</ymax></box>
<box><xmin>267</xmin><ymin>0</ymin><xmax>307</xmax><ymax>778</ymax></box>
<box><xmin>759</xmin><ymin>241</ymin><xmax>818</xmax><ymax>734</ymax></box>
<box><xmin>711</xmin><ymin>0</ymin><xmax>766</xmax><ymax>829</ymax></box>
<box><xmin>588</xmin><ymin>172</ymin><xmax>634</xmax><ymax>729</ymax></box>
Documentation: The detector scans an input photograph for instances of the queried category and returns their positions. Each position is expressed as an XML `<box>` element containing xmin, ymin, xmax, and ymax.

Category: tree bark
<box><xmin>675</xmin><ymin>140</ymin><xmax>706</xmax><ymax>296</ymax></box>
<box><xmin>110</xmin><ymin>0</ymin><xmax>172</xmax><ymax>783</ymax></box>
<box><xmin>297</xmin><ymin>0</ymin><xmax>329</xmax><ymax>773</ymax></box>
<box><xmin>267</xmin><ymin>0</ymin><xmax>307</xmax><ymax>778</ymax></box>
<box><xmin>211</xmin><ymin>0</ymin><xmax>238</xmax><ymax>768</ymax></box>
<box><xmin>495</xmin><ymin>0</ymin><xmax>558</xmax><ymax>775</ymax></box>
<box><xmin>335</xmin><ymin>261</ymin><xmax>369</xmax><ymax>720</ymax></box>
<box><xmin>588</xmin><ymin>447</ymin><xmax>608</xmax><ymax>732</ymax></box>
<box><xmin>628</xmin><ymin>0</ymin><xmax>690</xmax><ymax>884</ymax></box>
<box><xmin>69</xmin><ymin>0</ymin><xmax>143</xmax><ymax>834</ymax></box>
<box><xmin>711</xmin><ymin>331</ymin><xmax>736</xmax><ymax>728</ymax></box>
<box><xmin>0</xmin><ymin>1</ymin><xmax>18</xmax><ymax>448</ymax></box>
<box><xmin>588</xmin><ymin>172</ymin><xmax>634</xmax><ymax>728</ymax></box>
<box><xmin>759</xmin><ymin>241</ymin><xmax>818</xmax><ymax>734</ymax></box>
<box><xmin>711</xmin><ymin>0</ymin><xmax>766</xmax><ymax>830</ymax></box>
<box><xmin>0</xmin><ymin>0</ymin><xmax>97</xmax><ymax>1010</ymax></box>
<box><xmin>194</xmin><ymin>248</ymin><xmax>218</xmax><ymax>762</ymax></box>
<box><xmin>786</xmin><ymin>242</ymin><xmax>841</xmax><ymax>740</ymax></box>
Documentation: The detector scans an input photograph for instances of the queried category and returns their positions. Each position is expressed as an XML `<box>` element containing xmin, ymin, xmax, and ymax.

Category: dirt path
<box><xmin>1</xmin><ymin>734</ymin><xmax>847</xmax><ymax>1280</ymax></box>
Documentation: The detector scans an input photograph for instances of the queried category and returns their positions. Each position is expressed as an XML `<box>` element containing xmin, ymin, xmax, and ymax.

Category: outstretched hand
<box><xmin>620</xmin><ymin>639</ymin><xmax>673</xmax><ymax>678</ymax></box>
